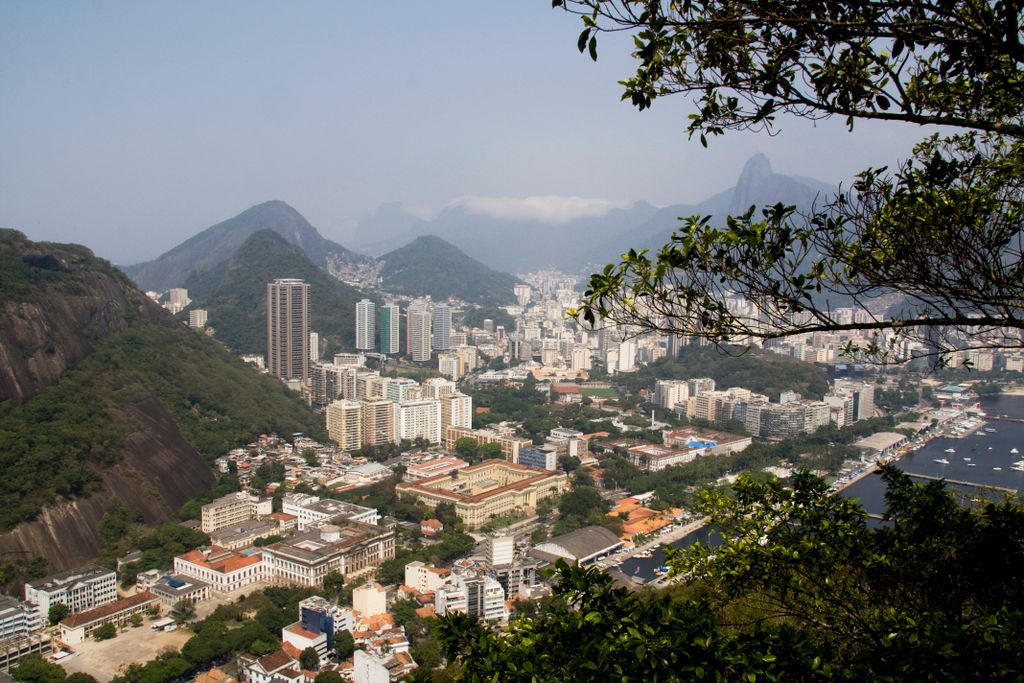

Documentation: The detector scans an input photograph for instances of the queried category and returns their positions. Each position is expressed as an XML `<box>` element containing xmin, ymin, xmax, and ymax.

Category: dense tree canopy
<box><xmin>439</xmin><ymin>467</ymin><xmax>1024</xmax><ymax>680</ymax></box>
<box><xmin>559</xmin><ymin>0</ymin><xmax>1024</xmax><ymax>366</ymax></box>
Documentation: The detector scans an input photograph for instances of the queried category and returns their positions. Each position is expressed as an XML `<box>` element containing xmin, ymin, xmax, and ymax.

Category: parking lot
<box><xmin>59</xmin><ymin>621</ymin><xmax>192</xmax><ymax>681</ymax></box>
<box><xmin>57</xmin><ymin>582</ymin><xmax>276</xmax><ymax>680</ymax></box>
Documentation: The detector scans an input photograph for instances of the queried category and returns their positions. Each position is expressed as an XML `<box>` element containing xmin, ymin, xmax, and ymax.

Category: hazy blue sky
<box><xmin>2</xmin><ymin>2</ymin><xmax>926</xmax><ymax>264</ymax></box>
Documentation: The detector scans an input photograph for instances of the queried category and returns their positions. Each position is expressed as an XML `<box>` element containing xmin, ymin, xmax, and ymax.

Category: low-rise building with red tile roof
<box><xmin>58</xmin><ymin>592</ymin><xmax>160</xmax><ymax>644</ymax></box>
<box><xmin>174</xmin><ymin>546</ymin><xmax>266</xmax><ymax>593</ymax></box>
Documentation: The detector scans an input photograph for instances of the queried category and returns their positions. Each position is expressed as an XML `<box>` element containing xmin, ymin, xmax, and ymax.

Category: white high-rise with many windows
<box><xmin>356</xmin><ymin>299</ymin><xmax>376</xmax><ymax>351</ymax></box>
<box><xmin>395</xmin><ymin>399</ymin><xmax>442</xmax><ymax>444</ymax></box>
<box><xmin>433</xmin><ymin>304</ymin><xmax>452</xmax><ymax>351</ymax></box>
<box><xmin>407</xmin><ymin>305</ymin><xmax>432</xmax><ymax>362</ymax></box>
<box><xmin>380</xmin><ymin>303</ymin><xmax>400</xmax><ymax>355</ymax></box>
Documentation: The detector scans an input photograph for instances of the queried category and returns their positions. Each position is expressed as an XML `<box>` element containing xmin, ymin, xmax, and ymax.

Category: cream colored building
<box><xmin>200</xmin><ymin>492</ymin><xmax>272</xmax><ymax>533</ymax></box>
<box><xmin>352</xmin><ymin>582</ymin><xmax>388</xmax><ymax>618</ymax></box>
<box><xmin>440</xmin><ymin>393</ymin><xmax>473</xmax><ymax>432</ymax></box>
<box><xmin>395</xmin><ymin>461</ymin><xmax>568</xmax><ymax>529</ymax></box>
<box><xmin>327</xmin><ymin>399</ymin><xmax>362</xmax><ymax>451</ymax></box>
<box><xmin>361</xmin><ymin>397</ymin><xmax>395</xmax><ymax>446</ymax></box>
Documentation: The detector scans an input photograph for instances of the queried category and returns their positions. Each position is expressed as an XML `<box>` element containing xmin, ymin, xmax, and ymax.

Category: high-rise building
<box><xmin>267</xmin><ymin>278</ymin><xmax>310</xmax><ymax>383</ymax></box>
<box><xmin>380</xmin><ymin>304</ymin><xmax>400</xmax><ymax>355</ymax></box>
<box><xmin>360</xmin><ymin>397</ymin><xmax>396</xmax><ymax>446</ymax></box>
<box><xmin>168</xmin><ymin>288</ymin><xmax>190</xmax><ymax>307</ymax></box>
<box><xmin>395</xmin><ymin>399</ymin><xmax>442</xmax><ymax>444</ymax></box>
<box><xmin>407</xmin><ymin>305</ymin><xmax>432</xmax><ymax>362</ymax></box>
<box><xmin>188</xmin><ymin>309</ymin><xmax>208</xmax><ymax>329</ymax></box>
<box><xmin>440</xmin><ymin>393</ymin><xmax>473</xmax><ymax>432</ymax></box>
<box><xmin>309</xmin><ymin>331</ymin><xmax>320</xmax><ymax>362</ymax></box>
<box><xmin>438</xmin><ymin>354</ymin><xmax>460</xmax><ymax>380</ymax></box>
<box><xmin>433</xmin><ymin>304</ymin><xmax>453</xmax><ymax>351</ymax></box>
<box><xmin>356</xmin><ymin>299</ymin><xmax>376</xmax><ymax>351</ymax></box>
<box><xmin>422</xmin><ymin>378</ymin><xmax>457</xmax><ymax>399</ymax></box>
<box><xmin>513</xmin><ymin>284</ymin><xmax>531</xmax><ymax>306</ymax></box>
<box><xmin>326</xmin><ymin>400</ymin><xmax>362</xmax><ymax>451</ymax></box>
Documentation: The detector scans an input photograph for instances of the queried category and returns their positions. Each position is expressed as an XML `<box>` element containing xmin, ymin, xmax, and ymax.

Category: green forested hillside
<box><xmin>380</xmin><ymin>235</ymin><xmax>520</xmax><ymax>305</ymax></box>
<box><xmin>0</xmin><ymin>229</ymin><xmax>325</xmax><ymax>532</ymax></box>
<box><xmin>0</xmin><ymin>321</ymin><xmax>325</xmax><ymax>531</ymax></box>
<box><xmin>186</xmin><ymin>230</ymin><xmax>374</xmax><ymax>357</ymax></box>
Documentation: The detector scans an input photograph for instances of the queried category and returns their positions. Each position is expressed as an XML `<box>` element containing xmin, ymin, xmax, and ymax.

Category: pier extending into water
<box><xmin>905</xmin><ymin>472</ymin><xmax>1017</xmax><ymax>494</ymax></box>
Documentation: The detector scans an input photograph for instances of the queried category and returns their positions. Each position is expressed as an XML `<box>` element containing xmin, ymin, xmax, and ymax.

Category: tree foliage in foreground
<box><xmin>438</xmin><ymin>467</ymin><xmax>1024</xmax><ymax>681</ymax></box>
<box><xmin>558</xmin><ymin>0</ymin><xmax>1024</xmax><ymax>365</ymax></box>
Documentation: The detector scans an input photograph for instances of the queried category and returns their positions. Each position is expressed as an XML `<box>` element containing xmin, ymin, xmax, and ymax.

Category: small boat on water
<box><xmin>944</xmin><ymin>448</ymin><xmax>956</xmax><ymax>453</ymax></box>
<box><xmin>934</xmin><ymin>458</ymin><xmax>950</xmax><ymax>464</ymax></box>
<box><xmin>988</xmin><ymin>447</ymin><xmax>994</xmax><ymax>451</ymax></box>
<box><xmin>1012</xmin><ymin>448</ymin><xmax>1020</xmax><ymax>454</ymax></box>
<box><xmin>993</xmin><ymin>467</ymin><xmax>1003</xmax><ymax>471</ymax></box>
<box><xmin>968</xmin><ymin>463</ymin><xmax>977</xmax><ymax>467</ymax></box>
<box><xmin>985</xmin><ymin>428</ymin><xmax>997</xmax><ymax>433</ymax></box>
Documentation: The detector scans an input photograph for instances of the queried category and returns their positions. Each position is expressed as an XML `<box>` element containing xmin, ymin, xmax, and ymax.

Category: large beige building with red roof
<box><xmin>174</xmin><ymin>546</ymin><xmax>266</xmax><ymax>593</ymax></box>
<box><xmin>395</xmin><ymin>460</ymin><xmax>568</xmax><ymax>528</ymax></box>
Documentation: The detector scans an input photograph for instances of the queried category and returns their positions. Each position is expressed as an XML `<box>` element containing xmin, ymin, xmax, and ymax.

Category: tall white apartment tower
<box><xmin>380</xmin><ymin>303</ymin><xmax>400</xmax><ymax>355</ymax></box>
<box><xmin>267</xmin><ymin>278</ymin><xmax>310</xmax><ymax>382</ymax></box>
<box><xmin>356</xmin><ymin>299</ymin><xmax>376</xmax><ymax>351</ymax></box>
<box><xmin>309</xmin><ymin>331</ymin><xmax>320</xmax><ymax>362</ymax></box>
<box><xmin>407</xmin><ymin>305</ymin><xmax>432</xmax><ymax>362</ymax></box>
<box><xmin>433</xmin><ymin>304</ymin><xmax>453</xmax><ymax>351</ymax></box>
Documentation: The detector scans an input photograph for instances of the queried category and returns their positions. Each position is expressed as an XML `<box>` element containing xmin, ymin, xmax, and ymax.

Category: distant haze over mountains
<box><xmin>119</xmin><ymin>154</ymin><xmax>835</xmax><ymax>298</ymax></box>
<box><xmin>344</xmin><ymin>154</ymin><xmax>836</xmax><ymax>272</ymax></box>
<box><xmin>185</xmin><ymin>230</ymin><xmax>371</xmax><ymax>356</ymax></box>
<box><xmin>378</xmin><ymin>235</ymin><xmax>521</xmax><ymax>305</ymax></box>
<box><xmin>122</xmin><ymin>200</ymin><xmax>366</xmax><ymax>293</ymax></box>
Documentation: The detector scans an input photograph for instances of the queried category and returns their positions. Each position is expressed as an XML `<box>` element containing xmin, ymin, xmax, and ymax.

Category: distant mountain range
<box><xmin>378</xmin><ymin>235</ymin><xmax>520</xmax><ymax>305</ymax></box>
<box><xmin>119</xmin><ymin>154</ymin><xmax>836</xmax><ymax>303</ymax></box>
<box><xmin>186</xmin><ymin>230</ymin><xmax>373</xmax><ymax>357</ymax></box>
<box><xmin>343</xmin><ymin>154</ymin><xmax>837</xmax><ymax>272</ymax></box>
<box><xmin>0</xmin><ymin>229</ymin><xmax>323</xmax><ymax>572</ymax></box>
<box><xmin>122</xmin><ymin>200</ymin><xmax>367</xmax><ymax>293</ymax></box>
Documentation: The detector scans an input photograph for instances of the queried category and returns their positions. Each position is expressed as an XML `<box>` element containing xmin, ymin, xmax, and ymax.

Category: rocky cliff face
<box><xmin>0</xmin><ymin>396</ymin><xmax>213</xmax><ymax>569</ymax></box>
<box><xmin>0</xmin><ymin>231</ymin><xmax>166</xmax><ymax>407</ymax></box>
<box><xmin>0</xmin><ymin>230</ymin><xmax>216</xmax><ymax>573</ymax></box>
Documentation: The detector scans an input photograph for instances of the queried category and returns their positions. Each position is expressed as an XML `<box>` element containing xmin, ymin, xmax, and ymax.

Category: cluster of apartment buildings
<box><xmin>320</xmin><ymin>373</ymin><xmax>473</xmax><ymax>449</ymax></box>
<box><xmin>653</xmin><ymin>377</ymin><xmax>877</xmax><ymax>439</ymax></box>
